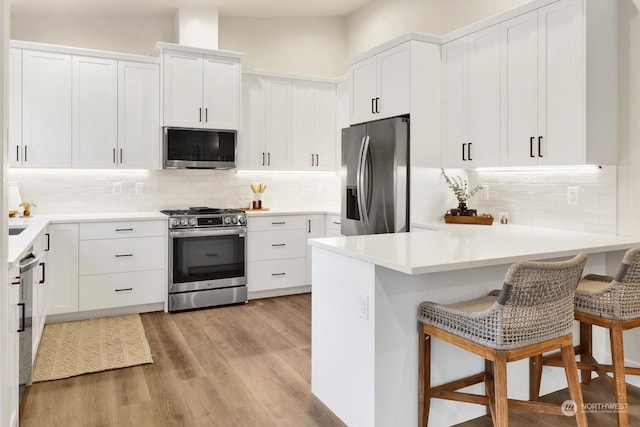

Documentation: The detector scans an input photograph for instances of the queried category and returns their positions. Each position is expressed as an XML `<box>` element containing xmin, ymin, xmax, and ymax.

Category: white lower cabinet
<box><xmin>247</xmin><ymin>258</ymin><xmax>307</xmax><ymax>293</ymax></box>
<box><xmin>32</xmin><ymin>228</ymin><xmax>48</xmax><ymax>357</ymax></box>
<box><xmin>79</xmin><ymin>270</ymin><xmax>165</xmax><ymax>311</ymax></box>
<box><xmin>46</xmin><ymin>223</ymin><xmax>79</xmax><ymax>315</ymax></box>
<box><xmin>6</xmin><ymin>266</ymin><xmax>20</xmax><ymax>427</ymax></box>
<box><xmin>78</xmin><ymin>237</ymin><xmax>165</xmax><ymax>276</ymax></box>
<box><xmin>325</xmin><ymin>214</ymin><xmax>342</xmax><ymax>237</ymax></box>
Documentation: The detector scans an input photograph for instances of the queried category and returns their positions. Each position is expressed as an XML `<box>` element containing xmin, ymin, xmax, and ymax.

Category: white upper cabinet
<box><xmin>72</xmin><ymin>56</ymin><xmax>118</xmax><ymax>168</ymax></box>
<box><xmin>118</xmin><ymin>61</ymin><xmax>160</xmax><ymax>169</ymax></box>
<box><xmin>313</xmin><ymin>82</ymin><xmax>337</xmax><ymax>171</ymax></box>
<box><xmin>265</xmin><ymin>77</ymin><xmax>291</xmax><ymax>169</ymax></box>
<box><xmin>22</xmin><ymin>49</ymin><xmax>72</xmax><ymax>168</ymax></box>
<box><xmin>239</xmin><ymin>73</ymin><xmax>267</xmax><ymax>169</ymax></box>
<box><xmin>9</xmin><ymin>48</ymin><xmax>22</xmax><ymax>168</ymax></box>
<box><xmin>350</xmin><ymin>43</ymin><xmax>410</xmax><ymax>124</ymax></box>
<box><xmin>162</xmin><ymin>47</ymin><xmax>242</xmax><ymax>130</ymax></box>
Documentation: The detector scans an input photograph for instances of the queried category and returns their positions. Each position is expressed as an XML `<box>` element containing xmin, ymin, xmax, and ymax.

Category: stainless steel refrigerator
<box><xmin>341</xmin><ymin>115</ymin><xmax>409</xmax><ymax>236</ymax></box>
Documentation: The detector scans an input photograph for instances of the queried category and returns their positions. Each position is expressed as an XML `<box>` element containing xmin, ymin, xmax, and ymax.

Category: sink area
<box><xmin>9</xmin><ymin>226</ymin><xmax>27</xmax><ymax>236</ymax></box>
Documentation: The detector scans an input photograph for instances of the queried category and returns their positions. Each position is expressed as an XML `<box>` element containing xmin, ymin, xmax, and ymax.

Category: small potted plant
<box><xmin>441</xmin><ymin>169</ymin><xmax>481</xmax><ymax>216</ymax></box>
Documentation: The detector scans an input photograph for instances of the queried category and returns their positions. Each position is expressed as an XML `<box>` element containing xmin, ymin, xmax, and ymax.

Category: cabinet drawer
<box><xmin>247</xmin><ymin>215</ymin><xmax>307</xmax><ymax>232</ymax></box>
<box><xmin>326</xmin><ymin>214</ymin><xmax>342</xmax><ymax>237</ymax></box>
<box><xmin>247</xmin><ymin>258</ymin><xmax>306</xmax><ymax>292</ymax></box>
<box><xmin>79</xmin><ymin>220</ymin><xmax>166</xmax><ymax>240</ymax></box>
<box><xmin>247</xmin><ymin>229</ymin><xmax>306</xmax><ymax>261</ymax></box>
<box><xmin>79</xmin><ymin>270</ymin><xmax>165</xmax><ymax>311</ymax></box>
<box><xmin>79</xmin><ymin>236</ymin><xmax>165</xmax><ymax>275</ymax></box>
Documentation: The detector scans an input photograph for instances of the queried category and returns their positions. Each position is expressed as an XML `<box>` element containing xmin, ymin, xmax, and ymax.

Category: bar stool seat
<box><xmin>532</xmin><ymin>247</ymin><xmax>640</xmax><ymax>427</ymax></box>
<box><xmin>418</xmin><ymin>254</ymin><xmax>588</xmax><ymax>427</ymax></box>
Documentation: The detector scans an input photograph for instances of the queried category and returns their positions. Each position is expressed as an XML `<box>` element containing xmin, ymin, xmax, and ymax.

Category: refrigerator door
<box><xmin>341</xmin><ymin>116</ymin><xmax>409</xmax><ymax>236</ymax></box>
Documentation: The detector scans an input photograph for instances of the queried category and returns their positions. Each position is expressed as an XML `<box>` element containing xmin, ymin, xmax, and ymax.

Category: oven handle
<box><xmin>170</xmin><ymin>227</ymin><xmax>247</xmax><ymax>239</ymax></box>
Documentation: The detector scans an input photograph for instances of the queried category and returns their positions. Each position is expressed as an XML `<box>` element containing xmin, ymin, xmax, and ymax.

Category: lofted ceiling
<box><xmin>10</xmin><ymin>0</ymin><xmax>374</xmax><ymax>17</ymax></box>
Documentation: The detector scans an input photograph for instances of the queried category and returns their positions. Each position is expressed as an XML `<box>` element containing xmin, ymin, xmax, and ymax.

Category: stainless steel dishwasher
<box><xmin>17</xmin><ymin>250</ymin><xmax>39</xmax><ymax>403</ymax></box>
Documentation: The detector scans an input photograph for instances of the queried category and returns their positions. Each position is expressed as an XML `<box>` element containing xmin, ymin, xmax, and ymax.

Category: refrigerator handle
<box><xmin>358</xmin><ymin>135</ymin><xmax>371</xmax><ymax>226</ymax></box>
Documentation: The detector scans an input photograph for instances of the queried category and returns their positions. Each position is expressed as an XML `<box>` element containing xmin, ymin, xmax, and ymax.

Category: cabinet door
<box><xmin>9</xmin><ymin>48</ymin><xmax>22</xmax><ymax>168</ymax></box>
<box><xmin>377</xmin><ymin>43</ymin><xmax>411</xmax><ymax>119</ymax></box>
<box><xmin>468</xmin><ymin>25</ymin><xmax>502</xmax><ymax>167</ymax></box>
<box><xmin>265</xmin><ymin>77</ymin><xmax>291</xmax><ymax>169</ymax></box>
<box><xmin>314</xmin><ymin>82</ymin><xmax>337</xmax><ymax>171</ymax></box>
<box><xmin>32</xmin><ymin>230</ymin><xmax>47</xmax><ymax>357</ymax></box>
<box><xmin>500</xmin><ymin>11</ymin><xmax>539</xmax><ymax>166</ymax></box>
<box><xmin>306</xmin><ymin>215</ymin><xmax>325</xmax><ymax>284</ymax></box>
<box><xmin>118</xmin><ymin>61</ymin><xmax>160</xmax><ymax>169</ymax></box>
<box><xmin>163</xmin><ymin>50</ymin><xmax>203</xmax><ymax>127</ymax></box>
<box><xmin>442</xmin><ymin>37</ymin><xmax>469</xmax><ymax>168</ymax></box>
<box><xmin>22</xmin><ymin>50</ymin><xmax>72</xmax><ymax>167</ymax></box>
<box><xmin>350</xmin><ymin>57</ymin><xmax>377</xmax><ymax>124</ymax></box>
<box><xmin>538</xmin><ymin>0</ymin><xmax>583</xmax><ymax>165</ymax></box>
<box><xmin>7</xmin><ymin>267</ymin><xmax>20</xmax><ymax>427</ymax></box>
<box><xmin>202</xmin><ymin>55</ymin><xmax>240</xmax><ymax>130</ymax></box>
<box><xmin>290</xmin><ymin>80</ymin><xmax>316</xmax><ymax>170</ymax></box>
<box><xmin>72</xmin><ymin>56</ymin><xmax>118</xmax><ymax>168</ymax></box>
<box><xmin>239</xmin><ymin>74</ymin><xmax>266</xmax><ymax>169</ymax></box>
<box><xmin>46</xmin><ymin>223</ymin><xmax>79</xmax><ymax>315</ymax></box>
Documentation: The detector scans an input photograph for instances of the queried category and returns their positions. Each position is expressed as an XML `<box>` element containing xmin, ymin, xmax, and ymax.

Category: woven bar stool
<box><xmin>418</xmin><ymin>254</ymin><xmax>588</xmax><ymax>427</ymax></box>
<box><xmin>531</xmin><ymin>247</ymin><xmax>640</xmax><ymax>427</ymax></box>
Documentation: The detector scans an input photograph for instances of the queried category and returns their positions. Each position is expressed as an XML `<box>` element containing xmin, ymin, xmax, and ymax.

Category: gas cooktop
<box><xmin>161</xmin><ymin>207</ymin><xmax>243</xmax><ymax>216</ymax></box>
<box><xmin>161</xmin><ymin>207</ymin><xmax>246</xmax><ymax>229</ymax></box>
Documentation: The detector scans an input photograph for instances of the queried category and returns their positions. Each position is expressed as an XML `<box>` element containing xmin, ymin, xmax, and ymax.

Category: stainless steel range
<box><xmin>161</xmin><ymin>207</ymin><xmax>247</xmax><ymax>312</ymax></box>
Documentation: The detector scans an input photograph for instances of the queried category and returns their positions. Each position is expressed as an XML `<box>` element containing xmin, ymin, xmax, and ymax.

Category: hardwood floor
<box><xmin>19</xmin><ymin>294</ymin><xmax>345</xmax><ymax>427</ymax></box>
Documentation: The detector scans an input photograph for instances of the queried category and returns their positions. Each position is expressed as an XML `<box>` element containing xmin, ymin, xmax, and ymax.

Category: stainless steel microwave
<box><xmin>163</xmin><ymin>127</ymin><xmax>237</xmax><ymax>169</ymax></box>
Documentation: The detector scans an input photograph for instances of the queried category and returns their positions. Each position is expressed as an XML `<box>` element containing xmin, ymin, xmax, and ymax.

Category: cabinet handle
<box><xmin>375</xmin><ymin>97</ymin><xmax>380</xmax><ymax>114</ymax></box>
<box><xmin>462</xmin><ymin>143</ymin><xmax>467</xmax><ymax>161</ymax></box>
<box><xmin>468</xmin><ymin>142</ymin><xmax>473</xmax><ymax>161</ymax></box>
<box><xmin>262</xmin><ymin>152</ymin><xmax>265</xmax><ymax>166</ymax></box>
<box><xmin>308</xmin><ymin>219</ymin><xmax>311</xmax><ymax>233</ymax></box>
<box><xmin>24</xmin><ymin>146</ymin><xmax>27</xmax><ymax>162</ymax></box>
<box><xmin>316</xmin><ymin>154</ymin><xmax>319</xmax><ymax>166</ymax></box>
<box><xmin>332</xmin><ymin>221</ymin><xmax>341</xmax><ymax>225</ymax></box>
<box><xmin>272</xmin><ymin>221</ymin><xmax>286</xmax><ymax>225</ymax></box>
<box><xmin>115</xmin><ymin>228</ymin><xmax>133</xmax><ymax>232</ymax></box>
<box><xmin>271</xmin><ymin>273</ymin><xmax>286</xmax><ymax>277</ymax></box>
<box><xmin>311</xmin><ymin>153</ymin><xmax>315</xmax><ymax>166</ymax></box>
<box><xmin>16</xmin><ymin>145</ymin><xmax>19</xmax><ymax>162</ymax></box>
<box><xmin>371</xmin><ymin>98</ymin><xmax>375</xmax><ymax>114</ymax></box>
<box><xmin>11</xmin><ymin>276</ymin><xmax>22</xmax><ymax>286</ymax></box>
<box><xmin>115</xmin><ymin>288</ymin><xmax>133</xmax><ymax>292</ymax></box>
<box><xmin>39</xmin><ymin>262</ymin><xmax>46</xmax><ymax>284</ymax></box>
<box><xmin>199</xmin><ymin>107</ymin><xmax>202</xmax><ymax>122</ymax></box>
<box><xmin>115</xmin><ymin>254</ymin><xmax>133</xmax><ymax>258</ymax></box>
<box><xmin>538</xmin><ymin>136</ymin><xmax>543</xmax><ymax>158</ymax></box>
<box><xmin>267</xmin><ymin>152</ymin><xmax>271</xmax><ymax>166</ymax></box>
<box><xmin>120</xmin><ymin>148</ymin><xmax>123</xmax><ymax>164</ymax></box>
<box><xmin>529</xmin><ymin>137</ymin><xmax>535</xmax><ymax>158</ymax></box>
<box><xmin>17</xmin><ymin>303</ymin><xmax>25</xmax><ymax>332</ymax></box>
<box><xmin>113</xmin><ymin>148</ymin><xmax>116</xmax><ymax>163</ymax></box>
<box><xmin>205</xmin><ymin>108</ymin><xmax>208</xmax><ymax>122</ymax></box>
<box><xmin>271</xmin><ymin>243</ymin><xmax>286</xmax><ymax>247</ymax></box>
<box><xmin>45</xmin><ymin>233</ymin><xmax>50</xmax><ymax>251</ymax></box>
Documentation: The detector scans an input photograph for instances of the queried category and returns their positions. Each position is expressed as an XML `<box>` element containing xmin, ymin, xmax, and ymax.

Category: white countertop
<box><xmin>309</xmin><ymin>224</ymin><xmax>640</xmax><ymax>275</ymax></box>
<box><xmin>244</xmin><ymin>207</ymin><xmax>340</xmax><ymax>216</ymax></box>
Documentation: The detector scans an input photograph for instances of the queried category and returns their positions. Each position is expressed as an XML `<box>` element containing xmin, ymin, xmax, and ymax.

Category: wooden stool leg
<box><xmin>610</xmin><ymin>324</ymin><xmax>629</xmax><ymax>427</ymax></box>
<box><xmin>493</xmin><ymin>352</ymin><xmax>508</xmax><ymax>427</ymax></box>
<box><xmin>418</xmin><ymin>327</ymin><xmax>431</xmax><ymax>427</ymax></box>
<box><xmin>579</xmin><ymin>321</ymin><xmax>593</xmax><ymax>385</ymax></box>
<box><xmin>561</xmin><ymin>344</ymin><xmax>588</xmax><ymax>427</ymax></box>
<box><xmin>529</xmin><ymin>355</ymin><xmax>543</xmax><ymax>401</ymax></box>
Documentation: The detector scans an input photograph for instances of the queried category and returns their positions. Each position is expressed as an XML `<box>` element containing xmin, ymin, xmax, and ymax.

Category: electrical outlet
<box><xmin>479</xmin><ymin>185</ymin><xmax>490</xmax><ymax>200</ymax></box>
<box><xmin>567</xmin><ymin>187</ymin><xmax>579</xmax><ymax>206</ymax></box>
<box><xmin>112</xmin><ymin>182</ymin><xmax>122</xmax><ymax>196</ymax></box>
<box><xmin>358</xmin><ymin>293</ymin><xmax>369</xmax><ymax>321</ymax></box>
<box><xmin>135</xmin><ymin>182</ymin><xmax>144</xmax><ymax>195</ymax></box>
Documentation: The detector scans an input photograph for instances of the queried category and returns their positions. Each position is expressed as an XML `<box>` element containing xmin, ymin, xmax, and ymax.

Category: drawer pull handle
<box><xmin>115</xmin><ymin>228</ymin><xmax>133</xmax><ymax>232</ymax></box>
<box><xmin>271</xmin><ymin>273</ymin><xmax>286</xmax><ymax>277</ymax></box>
<box><xmin>271</xmin><ymin>221</ymin><xmax>286</xmax><ymax>225</ymax></box>
<box><xmin>115</xmin><ymin>288</ymin><xmax>133</xmax><ymax>292</ymax></box>
<box><xmin>332</xmin><ymin>221</ymin><xmax>341</xmax><ymax>225</ymax></box>
<box><xmin>272</xmin><ymin>243</ymin><xmax>286</xmax><ymax>247</ymax></box>
<box><xmin>206</xmin><ymin>253</ymin><xmax>219</xmax><ymax>257</ymax></box>
<box><xmin>115</xmin><ymin>254</ymin><xmax>133</xmax><ymax>258</ymax></box>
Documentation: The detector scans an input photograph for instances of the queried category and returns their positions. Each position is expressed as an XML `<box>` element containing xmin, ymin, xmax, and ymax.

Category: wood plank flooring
<box><xmin>19</xmin><ymin>294</ymin><xmax>345</xmax><ymax>427</ymax></box>
<box><xmin>20</xmin><ymin>293</ymin><xmax>640</xmax><ymax>426</ymax></box>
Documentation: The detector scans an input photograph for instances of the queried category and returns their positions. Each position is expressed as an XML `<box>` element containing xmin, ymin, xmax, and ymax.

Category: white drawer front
<box><xmin>326</xmin><ymin>215</ymin><xmax>342</xmax><ymax>237</ymax></box>
<box><xmin>247</xmin><ymin>258</ymin><xmax>306</xmax><ymax>292</ymax></box>
<box><xmin>79</xmin><ymin>269</ymin><xmax>165</xmax><ymax>311</ymax></box>
<box><xmin>247</xmin><ymin>215</ymin><xmax>307</xmax><ymax>232</ymax></box>
<box><xmin>79</xmin><ymin>236</ymin><xmax>165</xmax><ymax>275</ymax></box>
<box><xmin>247</xmin><ymin>229</ymin><xmax>306</xmax><ymax>261</ymax></box>
<box><xmin>79</xmin><ymin>220</ymin><xmax>166</xmax><ymax>240</ymax></box>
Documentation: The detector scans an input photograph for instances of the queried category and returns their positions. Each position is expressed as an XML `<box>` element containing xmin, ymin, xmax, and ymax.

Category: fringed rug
<box><xmin>32</xmin><ymin>314</ymin><xmax>153</xmax><ymax>382</ymax></box>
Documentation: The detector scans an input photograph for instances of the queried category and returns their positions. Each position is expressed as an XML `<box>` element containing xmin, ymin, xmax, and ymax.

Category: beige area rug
<box><xmin>32</xmin><ymin>314</ymin><xmax>153</xmax><ymax>382</ymax></box>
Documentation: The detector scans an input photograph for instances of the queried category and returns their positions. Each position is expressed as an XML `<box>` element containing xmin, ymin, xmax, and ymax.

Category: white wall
<box><xmin>346</xmin><ymin>0</ymin><xmax>528</xmax><ymax>57</ymax></box>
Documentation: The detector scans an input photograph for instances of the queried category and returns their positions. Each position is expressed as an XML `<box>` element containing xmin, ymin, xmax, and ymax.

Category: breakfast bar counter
<box><xmin>309</xmin><ymin>224</ymin><xmax>640</xmax><ymax>427</ymax></box>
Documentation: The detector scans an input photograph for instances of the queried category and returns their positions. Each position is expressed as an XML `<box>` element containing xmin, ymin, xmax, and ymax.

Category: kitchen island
<box><xmin>309</xmin><ymin>224</ymin><xmax>640</xmax><ymax>427</ymax></box>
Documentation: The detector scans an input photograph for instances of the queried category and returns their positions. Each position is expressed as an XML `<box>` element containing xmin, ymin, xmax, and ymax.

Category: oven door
<box><xmin>169</xmin><ymin>227</ymin><xmax>246</xmax><ymax>293</ymax></box>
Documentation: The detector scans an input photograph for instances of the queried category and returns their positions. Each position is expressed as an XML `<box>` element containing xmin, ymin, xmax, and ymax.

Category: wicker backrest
<box><xmin>576</xmin><ymin>247</ymin><xmax>640</xmax><ymax>320</ymax></box>
<box><xmin>492</xmin><ymin>253</ymin><xmax>587</xmax><ymax>348</ymax></box>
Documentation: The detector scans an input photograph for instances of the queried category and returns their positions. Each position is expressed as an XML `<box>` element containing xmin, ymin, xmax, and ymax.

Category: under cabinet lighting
<box><xmin>235</xmin><ymin>170</ymin><xmax>338</xmax><ymax>176</ymax></box>
<box><xmin>474</xmin><ymin>165</ymin><xmax>603</xmax><ymax>173</ymax></box>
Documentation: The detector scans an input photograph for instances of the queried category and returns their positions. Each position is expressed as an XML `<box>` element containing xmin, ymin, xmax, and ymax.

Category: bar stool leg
<box><xmin>561</xmin><ymin>343</ymin><xmax>588</xmax><ymax>427</ymax></box>
<box><xmin>418</xmin><ymin>328</ymin><xmax>431</xmax><ymax>427</ymax></box>
<box><xmin>494</xmin><ymin>352</ymin><xmax>508</xmax><ymax>427</ymax></box>
<box><xmin>579</xmin><ymin>322</ymin><xmax>593</xmax><ymax>385</ymax></box>
<box><xmin>529</xmin><ymin>355</ymin><xmax>543</xmax><ymax>401</ymax></box>
<box><xmin>610</xmin><ymin>323</ymin><xmax>629</xmax><ymax>427</ymax></box>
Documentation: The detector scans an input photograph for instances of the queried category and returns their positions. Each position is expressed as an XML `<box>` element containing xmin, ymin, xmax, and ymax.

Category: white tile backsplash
<box><xmin>468</xmin><ymin>166</ymin><xmax>617</xmax><ymax>234</ymax></box>
<box><xmin>8</xmin><ymin>169</ymin><xmax>341</xmax><ymax>214</ymax></box>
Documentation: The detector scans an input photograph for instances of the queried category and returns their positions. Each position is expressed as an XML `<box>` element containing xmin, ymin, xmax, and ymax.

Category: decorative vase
<box><xmin>457</xmin><ymin>202</ymin><xmax>468</xmax><ymax>216</ymax></box>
